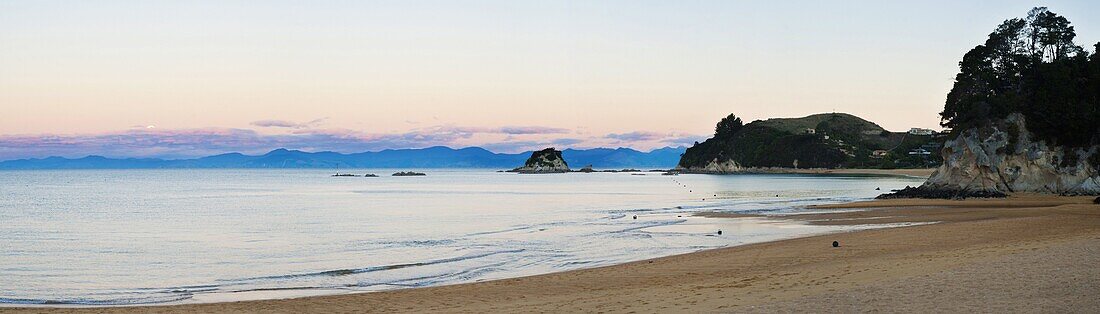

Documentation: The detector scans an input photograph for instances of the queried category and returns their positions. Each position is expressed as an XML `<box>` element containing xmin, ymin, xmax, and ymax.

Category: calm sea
<box><xmin>0</xmin><ymin>169</ymin><xmax>922</xmax><ymax>305</ymax></box>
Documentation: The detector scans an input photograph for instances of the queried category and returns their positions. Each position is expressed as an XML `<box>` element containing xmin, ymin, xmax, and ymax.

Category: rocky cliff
<box><xmin>883</xmin><ymin>114</ymin><xmax>1100</xmax><ymax>198</ymax></box>
<box><xmin>510</xmin><ymin>148</ymin><xmax>570</xmax><ymax>173</ymax></box>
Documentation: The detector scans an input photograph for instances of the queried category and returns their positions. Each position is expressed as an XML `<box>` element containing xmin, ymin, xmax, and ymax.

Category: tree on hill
<box><xmin>940</xmin><ymin>7</ymin><xmax>1099</xmax><ymax>148</ymax></box>
<box><xmin>714</xmin><ymin>114</ymin><xmax>744</xmax><ymax>138</ymax></box>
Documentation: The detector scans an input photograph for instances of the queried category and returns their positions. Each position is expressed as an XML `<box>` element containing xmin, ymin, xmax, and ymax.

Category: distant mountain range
<box><xmin>0</xmin><ymin>146</ymin><xmax>686</xmax><ymax>170</ymax></box>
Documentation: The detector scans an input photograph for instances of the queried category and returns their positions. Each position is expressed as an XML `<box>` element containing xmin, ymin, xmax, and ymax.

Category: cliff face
<box><xmin>696</xmin><ymin>159</ymin><xmax>744</xmax><ymax>173</ymax></box>
<box><xmin>920</xmin><ymin>114</ymin><xmax>1100</xmax><ymax>195</ymax></box>
<box><xmin>510</xmin><ymin>148</ymin><xmax>570</xmax><ymax>173</ymax></box>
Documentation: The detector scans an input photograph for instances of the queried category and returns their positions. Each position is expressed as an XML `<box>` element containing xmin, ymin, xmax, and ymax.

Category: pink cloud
<box><xmin>0</xmin><ymin>126</ymin><xmax>704</xmax><ymax>160</ymax></box>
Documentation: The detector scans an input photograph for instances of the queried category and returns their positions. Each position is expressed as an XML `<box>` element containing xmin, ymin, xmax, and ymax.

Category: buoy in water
<box><xmin>633</xmin><ymin>215</ymin><xmax>637</xmax><ymax>219</ymax></box>
<box><xmin>832</xmin><ymin>241</ymin><xmax>839</xmax><ymax>247</ymax></box>
<box><xmin>717</xmin><ymin>230</ymin><xmax>723</xmax><ymax>235</ymax></box>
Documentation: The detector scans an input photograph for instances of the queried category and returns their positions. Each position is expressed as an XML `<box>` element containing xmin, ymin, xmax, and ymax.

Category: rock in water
<box><xmin>1094</xmin><ymin>197</ymin><xmax>1100</xmax><ymax>204</ymax></box>
<box><xmin>392</xmin><ymin>171</ymin><xmax>426</xmax><ymax>176</ymax></box>
<box><xmin>508</xmin><ymin>148</ymin><xmax>570</xmax><ymax>174</ymax></box>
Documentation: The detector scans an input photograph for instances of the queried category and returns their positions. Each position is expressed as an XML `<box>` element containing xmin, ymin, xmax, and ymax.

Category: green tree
<box><xmin>1026</xmin><ymin>7</ymin><xmax>1083</xmax><ymax>61</ymax></box>
<box><xmin>879</xmin><ymin>155</ymin><xmax>896</xmax><ymax>170</ymax></box>
<box><xmin>714</xmin><ymin>114</ymin><xmax>744</xmax><ymax>138</ymax></box>
<box><xmin>940</xmin><ymin>7</ymin><xmax>1097</xmax><ymax>149</ymax></box>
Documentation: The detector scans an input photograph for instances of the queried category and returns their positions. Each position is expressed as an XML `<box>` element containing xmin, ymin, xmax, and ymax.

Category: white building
<box><xmin>908</xmin><ymin>128</ymin><xmax>936</xmax><ymax>136</ymax></box>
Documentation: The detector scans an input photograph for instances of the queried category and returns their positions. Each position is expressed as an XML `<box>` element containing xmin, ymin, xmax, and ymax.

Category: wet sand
<box><xmin>5</xmin><ymin>194</ymin><xmax>1098</xmax><ymax>313</ymax></box>
<box><xmin>773</xmin><ymin>168</ymin><xmax>936</xmax><ymax>178</ymax></box>
<box><xmin>692</xmin><ymin>168</ymin><xmax>937</xmax><ymax>178</ymax></box>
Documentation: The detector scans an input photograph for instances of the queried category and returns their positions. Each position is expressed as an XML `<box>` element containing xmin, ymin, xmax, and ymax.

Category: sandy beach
<box><xmin>679</xmin><ymin>168</ymin><xmax>937</xmax><ymax>178</ymax></box>
<box><xmin>755</xmin><ymin>167</ymin><xmax>937</xmax><ymax>178</ymax></box>
<box><xmin>5</xmin><ymin>193</ymin><xmax>1097</xmax><ymax>313</ymax></box>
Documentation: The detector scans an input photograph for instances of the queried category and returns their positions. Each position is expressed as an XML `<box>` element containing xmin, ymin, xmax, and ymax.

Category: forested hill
<box><xmin>677</xmin><ymin>113</ymin><xmax>941</xmax><ymax>171</ymax></box>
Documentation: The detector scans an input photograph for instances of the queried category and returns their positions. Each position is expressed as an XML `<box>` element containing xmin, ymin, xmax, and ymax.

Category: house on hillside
<box><xmin>908</xmin><ymin>148</ymin><xmax>932</xmax><ymax>156</ymax></box>
<box><xmin>870</xmin><ymin>150</ymin><xmax>889</xmax><ymax>159</ymax></box>
<box><xmin>908</xmin><ymin>128</ymin><xmax>936</xmax><ymax>136</ymax></box>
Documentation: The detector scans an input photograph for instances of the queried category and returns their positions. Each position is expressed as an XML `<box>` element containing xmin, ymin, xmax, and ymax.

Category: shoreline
<box><xmin>676</xmin><ymin>167</ymin><xmax>936</xmax><ymax>178</ymax></box>
<box><xmin>5</xmin><ymin>193</ymin><xmax>1097</xmax><ymax>313</ymax></box>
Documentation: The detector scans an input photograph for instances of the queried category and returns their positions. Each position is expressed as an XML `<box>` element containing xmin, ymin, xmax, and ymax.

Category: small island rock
<box><xmin>508</xmin><ymin>148</ymin><xmax>570</xmax><ymax>174</ymax></box>
<box><xmin>392</xmin><ymin>171</ymin><xmax>426</xmax><ymax>176</ymax></box>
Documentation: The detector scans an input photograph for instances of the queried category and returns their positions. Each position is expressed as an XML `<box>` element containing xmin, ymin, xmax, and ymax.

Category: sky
<box><xmin>1</xmin><ymin>1</ymin><xmax>1098</xmax><ymax>160</ymax></box>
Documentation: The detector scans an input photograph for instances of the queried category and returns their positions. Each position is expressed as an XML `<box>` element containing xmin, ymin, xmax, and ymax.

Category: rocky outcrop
<box><xmin>884</xmin><ymin>114</ymin><xmax>1100</xmax><ymax>197</ymax></box>
<box><xmin>392</xmin><ymin>171</ymin><xmax>426</xmax><ymax>176</ymax></box>
<box><xmin>510</xmin><ymin>148</ymin><xmax>570</xmax><ymax>173</ymax></box>
<box><xmin>676</xmin><ymin>158</ymin><xmax>744</xmax><ymax>173</ymax></box>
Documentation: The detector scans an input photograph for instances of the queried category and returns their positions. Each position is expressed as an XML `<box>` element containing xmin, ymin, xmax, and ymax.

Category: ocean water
<box><xmin>0</xmin><ymin>169</ymin><xmax>923</xmax><ymax>306</ymax></box>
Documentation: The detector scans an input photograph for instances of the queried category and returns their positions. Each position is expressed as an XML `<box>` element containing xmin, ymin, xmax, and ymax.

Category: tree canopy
<box><xmin>714</xmin><ymin>114</ymin><xmax>744</xmax><ymax>138</ymax></box>
<box><xmin>940</xmin><ymin>7</ymin><xmax>1099</xmax><ymax>147</ymax></box>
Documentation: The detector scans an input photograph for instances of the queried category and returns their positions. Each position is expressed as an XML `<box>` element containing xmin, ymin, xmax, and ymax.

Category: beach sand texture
<box><xmin>4</xmin><ymin>194</ymin><xmax>1098</xmax><ymax>313</ymax></box>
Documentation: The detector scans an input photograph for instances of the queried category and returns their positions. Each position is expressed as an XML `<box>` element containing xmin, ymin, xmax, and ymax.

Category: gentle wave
<box><xmin>0</xmin><ymin>170</ymin><xmax>923</xmax><ymax>306</ymax></box>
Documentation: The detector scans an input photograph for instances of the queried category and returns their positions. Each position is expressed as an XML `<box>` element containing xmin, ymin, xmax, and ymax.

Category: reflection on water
<box><xmin>0</xmin><ymin>169</ymin><xmax>922</xmax><ymax>305</ymax></box>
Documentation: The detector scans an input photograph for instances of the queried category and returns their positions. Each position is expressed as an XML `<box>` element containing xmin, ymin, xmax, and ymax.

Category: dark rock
<box><xmin>1094</xmin><ymin>197</ymin><xmax>1100</xmax><ymax>204</ymax></box>
<box><xmin>509</xmin><ymin>148</ymin><xmax>569</xmax><ymax>173</ymax></box>
<box><xmin>392</xmin><ymin>171</ymin><xmax>427</xmax><ymax>176</ymax></box>
<box><xmin>876</xmin><ymin>185</ymin><xmax>1007</xmax><ymax>199</ymax></box>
